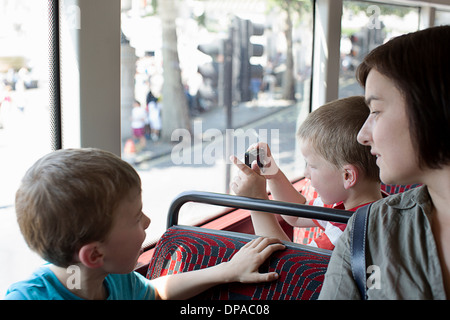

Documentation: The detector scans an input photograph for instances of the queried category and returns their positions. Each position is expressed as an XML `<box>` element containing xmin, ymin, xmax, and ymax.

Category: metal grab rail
<box><xmin>166</xmin><ymin>190</ymin><xmax>353</xmax><ymax>229</ymax></box>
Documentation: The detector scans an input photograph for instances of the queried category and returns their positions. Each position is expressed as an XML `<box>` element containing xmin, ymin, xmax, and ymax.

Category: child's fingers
<box><xmin>248</xmin><ymin>142</ymin><xmax>271</xmax><ymax>156</ymax></box>
<box><xmin>244</xmin><ymin>237</ymin><xmax>285</xmax><ymax>283</ymax></box>
<box><xmin>230</xmin><ymin>154</ymin><xmax>263</xmax><ymax>177</ymax></box>
<box><xmin>244</xmin><ymin>237</ymin><xmax>285</xmax><ymax>253</ymax></box>
<box><xmin>245</xmin><ymin>143</ymin><xmax>278</xmax><ymax>177</ymax></box>
<box><xmin>237</xmin><ymin>237</ymin><xmax>285</xmax><ymax>283</ymax></box>
<box><xmin>230</xmin><ymin>155</ymin><xmax>255</xmax><ymax>176</ymax></box>
<box><xmin>251</xmin><ymin>160</ymin><xmax>262</xmax><ymax>175</ymax></box>
<box><xmin>259</xmin><ymin>242</ymin><xmax>286</xmax><ymax>259</ymax></box>
<box><xmin>247</xmin><ymin>271</ymin><xmax>279</xmax><ymax>283</ymax></box>
<box><xmin>255</xmin><ymin>142</ymin><xmax>272</xmax><ymax>158</ymax></box>
<box><xmin>254</xmin><ymin>237</ymin><xmax>286</xmax><ymax>258</ymax></box>
<box><xmin>242</xmin><ymin>236</ymin><xmax>264</xmax><ymax>249</ymax></box>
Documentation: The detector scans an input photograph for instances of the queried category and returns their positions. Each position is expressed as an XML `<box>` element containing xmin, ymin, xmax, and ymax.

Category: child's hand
<box><xmin>229</xmin><ymin>142</ymin><xmax>280</xmax><ymax>198</ymax></box>
<box><xmin>225</xmin><ymin>237</ymin><xmax>285</xmax><ymax>283</ymax></box>
<box><xmin>229</xmin><ymin>155</ymin><xmax>268</xmax><ymax>199</ymax></box>
<box><xmin>246</xmin><ymin>142</ymin><xmax>280</xmax><ymax>178</ymax></box>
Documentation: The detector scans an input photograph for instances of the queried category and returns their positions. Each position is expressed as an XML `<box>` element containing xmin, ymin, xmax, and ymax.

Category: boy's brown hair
<box><xmin>297</xmin><ymin>96</ymin><xmax>379</xmax><ymax>182</ymax></box>
<box><xmin>15</xmin><ymin>148</ymin><xmax>141</xmax><ymax>267</ymax></box>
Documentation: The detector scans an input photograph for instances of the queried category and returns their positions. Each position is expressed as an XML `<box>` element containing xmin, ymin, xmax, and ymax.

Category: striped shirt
<box><xmin>308</xmin><ymin>198</ymin><xmax>366</xmax><ymax>250</ymax></box>
<box><xmin>294</xmin><ymin>180</ymin><xmax>388</xmax><ymax>250</ymax></box>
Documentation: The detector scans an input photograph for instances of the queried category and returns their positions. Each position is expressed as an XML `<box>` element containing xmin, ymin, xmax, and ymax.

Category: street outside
<box><xmin>135</xmin><ymin>101</ymin><xmax>305</xmax><ymax>248</ymax></box>
<box><xmin>0</xmin><ymin>93</ymin><xmax>304</xmax><ymax>297</ymax></box>
<box><xmin>0</xmin><ymin>74</ymin><xmax>363</xmax><ymax>297</ymax></box>
<box><xmin>0</xmin><ymin>0</ymin><xmax>434</xmax><ymax>300</ymax></box>
<box><xmin>0</xmin><ymin>86</ymin><xmax>52</xmax><ymax>297</ymax></box>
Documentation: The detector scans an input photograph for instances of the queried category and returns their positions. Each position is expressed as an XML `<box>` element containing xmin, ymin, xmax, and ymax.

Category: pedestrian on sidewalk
<box><xmin>131</xmin><ymin>99</ymin><xmax>146</xmax><ymax>151</ymax></box>
<box><xmin>146</xmin><ymin>90</ymin><xmax>161</xmax><ymax>141</ymax></box>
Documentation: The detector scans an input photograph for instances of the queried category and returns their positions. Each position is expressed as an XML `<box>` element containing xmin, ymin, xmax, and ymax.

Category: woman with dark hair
<box><xmin>319</xmin><ymin>25</ymin><xmax>450</xmax><ymax>299</ymax></box>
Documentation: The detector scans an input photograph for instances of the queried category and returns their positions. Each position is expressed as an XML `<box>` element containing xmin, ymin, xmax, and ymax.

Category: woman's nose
<box><xmin>357</xmin><ymin>119</ymin><xmax>372</xmax><ymax>146</ymax></box>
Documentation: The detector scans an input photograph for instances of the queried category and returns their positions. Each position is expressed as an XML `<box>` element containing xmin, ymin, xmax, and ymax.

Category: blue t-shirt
<box><xmin>4</xmin><ymin>266</ymin><xmax>156</xmax><ymax>300</ymax></box>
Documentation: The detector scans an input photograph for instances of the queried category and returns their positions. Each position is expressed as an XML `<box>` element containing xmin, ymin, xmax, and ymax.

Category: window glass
<box><xmin>120</xmin><ymin>0</ymin><xmax>314</xmax><ymax>246</ymax></box>
<box><xmin>339</xmin><ymin>1</ymin><xmax>419</xmax><ymax>98</ymax></box>
<box><xmin>435</xmin><ymin>10</ymin><xmax>450</xmax><ymax>26</ymax></box>
<box><xmin>0</xmin><ymin>0</ymin><xmax>50</xmax><ymax>296</ymax></box>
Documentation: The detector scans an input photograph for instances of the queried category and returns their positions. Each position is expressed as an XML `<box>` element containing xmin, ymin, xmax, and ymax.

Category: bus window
<box><xmin>120</xmin><ymin>0</ymin><xmax>314</xmax><ymax>248</ymax></box>
<box><xmin>2</xmin><ymin>0</ymin><xmax>446</xmax><ymax>300</ymax></box>
<box><xmin>435</xmin><ymin>9</ymin><xmax>450</xmax><ymax>26</ymax></box>
<box><xmin>0</xmin><ymin>0</ymin><xmax>50</xmax><ymax>296</ymax></box>
<box><xmin>339</xmin><ymin>1</ymin><xmax>420</xmax><ymax>98</ymax></box>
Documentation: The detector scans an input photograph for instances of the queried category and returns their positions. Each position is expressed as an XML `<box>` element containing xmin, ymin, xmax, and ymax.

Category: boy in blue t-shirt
<box><xmin>5</xmin><ymin>148</ymin><xmax>284</xmax><ymax>300</ymax></box>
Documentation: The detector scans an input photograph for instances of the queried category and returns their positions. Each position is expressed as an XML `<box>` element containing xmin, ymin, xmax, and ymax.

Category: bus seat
<box><xmin>146</xmin><ymin>225</ymin><xmax>331</xmax><ymax>300</ymax></box>
<box><xmin>144</xmin><ymin>184</ymin><xmax>422</xmax><ymax>299</ymax></box>
<box><xmin>146</xmin><ymin>191</ymin><xmax>352</xmax><ymax>300</ymax></box>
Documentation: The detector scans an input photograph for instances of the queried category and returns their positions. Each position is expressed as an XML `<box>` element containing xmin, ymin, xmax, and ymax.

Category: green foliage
<box><xmin>344</xmin><ymin>1</ymin><xmax>413</xmax><ymax>18</ymax></box>
<box><xmin>268</xmin><ymin>0</ymin><xmax>311</xmax><ymax>13</ymax></box>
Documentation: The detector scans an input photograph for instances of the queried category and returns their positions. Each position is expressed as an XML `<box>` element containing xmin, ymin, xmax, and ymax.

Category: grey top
<box><xmin>319</xmin><ymin>185</ymin><xmax>446</xmax><ymax>299</ymax></box>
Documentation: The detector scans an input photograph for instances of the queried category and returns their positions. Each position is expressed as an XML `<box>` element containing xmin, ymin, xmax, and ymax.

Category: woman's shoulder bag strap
<box><xmin>350</xmin><ymin>203</ymin><xmax>371</xmax><ymax>300</ymax></box>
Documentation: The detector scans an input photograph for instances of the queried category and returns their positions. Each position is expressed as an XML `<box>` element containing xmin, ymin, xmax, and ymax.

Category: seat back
<box><xmin>147</xmin><ymin>191</ymin><xmax>353</xmax><ymax>300</ymax></box>
<box><xmin>147</xmin><ymin>226</ymin><xmax>331</xmax><ymax>300</ymax></box>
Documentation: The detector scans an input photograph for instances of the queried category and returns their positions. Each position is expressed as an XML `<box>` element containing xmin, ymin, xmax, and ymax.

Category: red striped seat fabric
<box><xmin>146</xmin><ymin>226</ymin><xmax>331</xmax><ymax>300</ymax></box>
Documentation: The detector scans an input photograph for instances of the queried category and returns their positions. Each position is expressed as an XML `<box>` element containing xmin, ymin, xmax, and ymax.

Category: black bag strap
<box><xmin>351</xmin><ymin>203</ymin><xmax>371</xmax><ymax>300</ymax></box>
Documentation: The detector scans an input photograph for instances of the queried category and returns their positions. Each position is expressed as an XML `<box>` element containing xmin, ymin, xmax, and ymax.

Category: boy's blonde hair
<box><xmin>297</xmin><ymin>96</ymin><xmax>379</xmax><ymax>182</ymax></box>
<box><xmin>15</xmin><ymin>148</ymin><xmax>141</xmax><ymax>267</ymax></box>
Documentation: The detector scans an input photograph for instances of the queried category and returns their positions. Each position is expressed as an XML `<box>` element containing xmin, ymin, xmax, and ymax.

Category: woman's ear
<box><xmin>342</xmin><ymin>164</ymin><xmax>358</xmax><ymax>190</ymax></box>
<box><xmin>78</xmin><ymin>243</ymin><xmax>104</xmax><ymax>269</ymax></box>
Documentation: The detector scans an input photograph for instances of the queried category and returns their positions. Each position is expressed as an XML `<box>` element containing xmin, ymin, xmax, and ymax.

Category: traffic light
<box><xmin>197</xmin><ymin>40</ymin><xmax>222</xmax><ymax>109</ymax></box>
<box><xmin>232</xmin><ymin>17</ymin><xmax>265</xmax><ymax>102</ymax></box>
<box><xmin>247</xmin><ymin>21</ymin><xmax>264</xmax><ymax>79</ymax></box>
